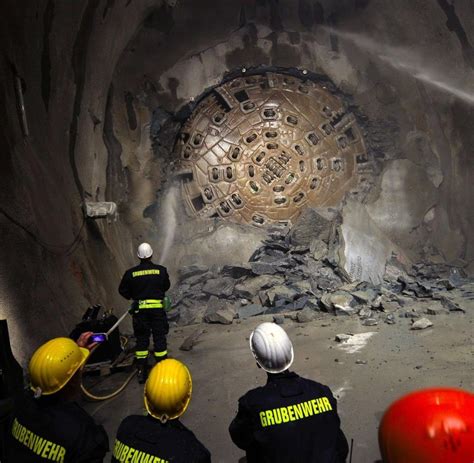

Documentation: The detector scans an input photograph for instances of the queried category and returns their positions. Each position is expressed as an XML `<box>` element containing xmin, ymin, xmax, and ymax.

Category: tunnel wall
<box><xmin>1</xmin><ymin>0</ymin><xmax>473</xmax><ymax>362</ymax></box>
<box><xmin>0</xmin><ymin>0</ymin><xmax>160</xmax><ymax>363</ymax></box>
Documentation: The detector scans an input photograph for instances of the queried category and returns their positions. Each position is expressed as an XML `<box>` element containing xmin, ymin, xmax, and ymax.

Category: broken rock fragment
<box><xmin>410</xmin><ymin>318</ymin><xmax>433</xmax><ymax>330</ymax></box>
<box><xmin>273</xmin><ymin>315</ymin><xmax>285</xmax><ymax>325</ymax></box>
<box><xmin>202</xmin><ymin>277</ymin><xmax>235</xmax><ymax>297</ymax></box>
<box><xmin>179</xmin><ymin>329</ymin><xmax>206</xmax><ymax>351</ymax></box>
<box><xmin>321</xmin><ymin>290</ymin><xmax>355</xmax><ymax>312</ymax></box>
<box><xmin>237</xmin><ymin>304</ymin><xmax>266</xmax><ymax>319</ymax></box>
<box><xmin>234</xmin><ymin>275</ymin><xmax>284</xmax><ymax>299</ymax></box>
<box><xmin>296</xmin><ymin>308</ymin><xmax>316</xmax><ymax>323</ymax></box>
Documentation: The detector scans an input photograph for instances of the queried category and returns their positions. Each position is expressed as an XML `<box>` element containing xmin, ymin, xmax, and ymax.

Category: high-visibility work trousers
<box><xmin>133</xmin><ymin>309</ymin><xmax>169</xmax><ymax>360</ymax></box>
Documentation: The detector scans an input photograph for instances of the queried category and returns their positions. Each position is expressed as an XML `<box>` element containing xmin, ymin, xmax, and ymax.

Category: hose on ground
<box><xmin>80</xmin><ymin>308</ymin><xmax>135</xmax><ymax>401</ymax></box>
<box><xmin>80</xmin><ymin>369</ymin><xmax>136</xmax><ymax>401</ymax></box>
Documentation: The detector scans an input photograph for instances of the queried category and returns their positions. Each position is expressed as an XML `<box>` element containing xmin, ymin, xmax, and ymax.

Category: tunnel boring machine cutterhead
<box><xmin>175</xmin><ymin>72</ymin><xmax>368</xmax><ymax>226</ymax></box>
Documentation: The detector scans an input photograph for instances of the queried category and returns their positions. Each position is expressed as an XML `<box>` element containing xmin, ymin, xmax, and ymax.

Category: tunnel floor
<box><xmin>81</xmin><ymin>284</ymin><xmax>473</xmax><ymax>463</ymax></box>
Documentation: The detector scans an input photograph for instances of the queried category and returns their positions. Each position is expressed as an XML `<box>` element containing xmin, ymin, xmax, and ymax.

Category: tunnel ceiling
<box><xmin>175</xmin><ymin>73</ymin><xmax>368</xmax><ymax>226</ymax></box>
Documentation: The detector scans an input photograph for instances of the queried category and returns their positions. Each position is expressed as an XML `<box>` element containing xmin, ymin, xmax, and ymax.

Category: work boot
<box><xmin>136</xmin><ymin>359</ymin><xmax>149</xmax><ymax>384</ymax></box>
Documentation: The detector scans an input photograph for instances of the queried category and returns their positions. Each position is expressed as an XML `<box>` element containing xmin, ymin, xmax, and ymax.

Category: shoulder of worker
<box><xmin>150</xmin><ymin>262</ymin><xmax>168</xmax><ymax>272</ymax></box>
<box><xmin>135</xmin><ymin>261</ymin><xmax>169</xmax><ymax>272</ymax></box>
<box><xmin>117</xmin><ymin>414</ymin><xmax>151</xmax><ymax>433</ymax></box>
<box><xmin>295</xmin><ymin>374</ymin><xmax>336</xmax><ymax>397</ymax></box>
<box><xmin>168</xmin><ymin>420</ymin><xmax>211</xmax><ymax>457</ymax></box>
<box><xmin>236</xmin><ymin>383</ymin><xmax>269</xmax><ymax>409</ymax></box>
<box><xmin>15</xmin><ymin>399</ymin><xmax>108</xmax><ymax>450</ymax></box>
<box><xmin>58</xmin><ymin>401</ymin><xmax>108</xmax><ymax>433</ymax></box>
<box><xmin>239</xmin><ymin>372</ymin><xmax>334</xmax><ymax>405</ymax></box>
<box><xmin>117</xmin><ymin>416</ymin><xmax>209</xmax><ymax>454</ymax></box>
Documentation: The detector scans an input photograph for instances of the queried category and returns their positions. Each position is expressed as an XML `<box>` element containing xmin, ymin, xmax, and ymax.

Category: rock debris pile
<box><xmin>168</xmin><ymin>211</ymin><xmax>472</xmax><ymax>329</ymax></box>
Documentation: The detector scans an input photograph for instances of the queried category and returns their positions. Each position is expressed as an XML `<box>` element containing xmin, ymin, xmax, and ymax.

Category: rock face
<box><xmin>366</xmin><ymin>160</ymin><xmax>438</xmax><ymax>252</ymax></box>
<box><xmin>339</xmin><ymin>201</ymin><xmax>401</xmax><ymax>284</ymax></box>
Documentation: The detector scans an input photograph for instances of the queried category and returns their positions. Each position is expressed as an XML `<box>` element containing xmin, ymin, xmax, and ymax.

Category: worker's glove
<box><xmin>128</xmin><ymin>301</ymin><xmax>139</xmax><ymax>315</ymax></box>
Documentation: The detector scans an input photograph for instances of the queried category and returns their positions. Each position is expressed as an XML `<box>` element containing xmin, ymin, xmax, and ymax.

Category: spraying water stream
<box><xmin>325</xmin><ymin>27</ymin><xmax>474</xmax><ymax>105</ymax></box>
<box><xmin>157</xmin><ymin>183</ymin><xmax>180</xmax><ymax>264</ymax></box>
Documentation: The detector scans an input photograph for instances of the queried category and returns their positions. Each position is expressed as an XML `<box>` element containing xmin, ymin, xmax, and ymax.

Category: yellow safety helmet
<box><xmin>29</xmin><ymin>337</ymin><xmax>89</xmax><ymax>396</ymax></box>
<box><xmin>144</xmin><ymin>359</ymin><xmax>192</xmax><ymax>421</ymax></box>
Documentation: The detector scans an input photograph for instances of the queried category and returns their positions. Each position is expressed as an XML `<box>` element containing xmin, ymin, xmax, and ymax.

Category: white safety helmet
<box><xmin>249</xmin><ymin>322</ymin><xmax>294</xmax><ymax>374</ymax></box>
<box><xmin>137</xmin><ymin>242</ymin><xmax>153</xmax><ymax>259</ymax></box>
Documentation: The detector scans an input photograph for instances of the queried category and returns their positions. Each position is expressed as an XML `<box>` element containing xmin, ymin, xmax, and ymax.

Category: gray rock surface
<box><xmin>411</xmin><ymin>317</ymin><xmax>433</xmax><ymax>330</ymax></box>
<box><xmin>204</xmin><ymin>307</ymin><xmax>235</xmax><ymax>324</ymax></box>
<box><xmin>321</xmin><ymin>291</ymin><xmax>355</xmax><ymax>311</ymax></box>
<box><xmin>237</xmin><ymin>304</ymin><xmax>266</xmax><ymax>319</ymax></box>
<box><xmin>296</xmin><ymin>308</ymin><xmax>316</xmax><ymax>323</ymax></box>
<box><xmin>179</xmin><ymin>265</ymin><xmax>209</xmax><ymax>280</ymax></box>
<box><xmin>289</xmin><ymin>208</ymin><xmax>333</xmax><ymax>246</ymax></box>
<box><xmin>234</xmin><ymin>275</ymin><xmax>284</xmax><ymax>299</ymax></box>
<box><xmin>273</xmin><ymin>315</ymin><xmax>285</xmax><ymax>325</ymax></box>
<box><xmin>266</xmin><ymin>285</ymin><xmax>298</xmax><ymax>305</ymax></box>
<box><xmin>179</xmin><ymin>329</ymin><xmax>206</xmax><ymax>351</ymax></box>
<box><xmin>202</xmin><ymin>277</ymin><xmax>235</xmax><ymax>297</ymax></box>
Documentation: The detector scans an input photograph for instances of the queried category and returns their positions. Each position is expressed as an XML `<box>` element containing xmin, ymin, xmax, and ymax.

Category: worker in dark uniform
<box><xmin>229</xmin><ymin>322</ymin><xmax>348</xmax><ymax>463</ymax></box>
<box><xmin>7</xmin><ymin>334</ymin><xmax>109</xmax><ymax>462</ymax></box>
<box><xmin>118</xmin><ymin>242</ymin><xmax>171</xmax><ymax>383</ymax></box>
<box><xmin>112</xmin><ymin>358</ymin><xmax>211</xmax><ymax>463</ymax></box>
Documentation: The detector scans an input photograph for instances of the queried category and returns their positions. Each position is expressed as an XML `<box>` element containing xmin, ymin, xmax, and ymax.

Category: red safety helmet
<box><xmin>379</xmin><ymin>388</ymin><xmax>474</xmax><ymax>462</ymax></box>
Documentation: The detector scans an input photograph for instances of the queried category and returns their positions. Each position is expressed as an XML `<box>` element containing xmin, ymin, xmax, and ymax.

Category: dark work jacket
<box><xmin>6</xmin><ymin>392</ymin><xmax>109</xmax><ymax>462</ymax></box>
<box><xmin>118</xmin><ymin>260</ymin><xmax>170</xmax><ymax>301</ymax></box>
<box><xmin>111</xmin><ymin>415</ymin><xmax>211</xmax><ymax>463</ymax></box>
<box><xmin>229</xmin><ymin>371</ymin><xmax>349</xmax><ymax>463</ymax></box>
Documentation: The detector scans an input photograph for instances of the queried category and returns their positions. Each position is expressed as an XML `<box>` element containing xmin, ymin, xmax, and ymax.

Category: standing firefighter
<box><xmin>119</xmin><ymin>242</ymin><xmax>171</xmax><ymax>383</ymax></box>
<box><xmin>229</xmin><ymin>322</ymin><xmax>348</xmax><ymax>463</ymax></box>
<box><xmin>112</xmin><ymin>358</ymin><xmax>211</xmax><ymax>463</ymax></box>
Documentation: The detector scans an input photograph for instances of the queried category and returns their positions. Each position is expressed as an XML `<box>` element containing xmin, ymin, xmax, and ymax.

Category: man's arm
<box><xmin>229</xmin><ymin>397</ymin><xmax>255</xmax><ymax>450</ymax></box>
<box><xmin>336</xmin><ymin>428</ymin><xmax>349</xmax><ymax>462</ymax></box>
<box><xmin>324</xmin><ymin>385</ymin><xmax>349</xmax><ymax>461</ymax></box>
<box><xmin>118</xmin><ymin>272</ymin><xmax>132</xmax><ymax>299</ymax></box>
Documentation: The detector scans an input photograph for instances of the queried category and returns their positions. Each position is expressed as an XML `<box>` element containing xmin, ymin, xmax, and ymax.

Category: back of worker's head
<box><xmin>378</xmin><ymin>387</ymin><xmax>474</xmax><ymax>463</ymax></box>
<box><xmin>137</xmin><ymin>242</ymin><xmax>153</xmax><ymax>260</ymax></box>
<box><xmin>249</xmin><ymin>322</ymin><xmax>294</xmax><ymax>374</ymax></box>
<box><xmin>29</xmin><ymin>337</ymin><xmax>89</xmax><ymax>397</ymax></box>
<box><xmin>144</xmin><ymin>359</ymin><xmax>192</xmax><ymax>422</ymax></box>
